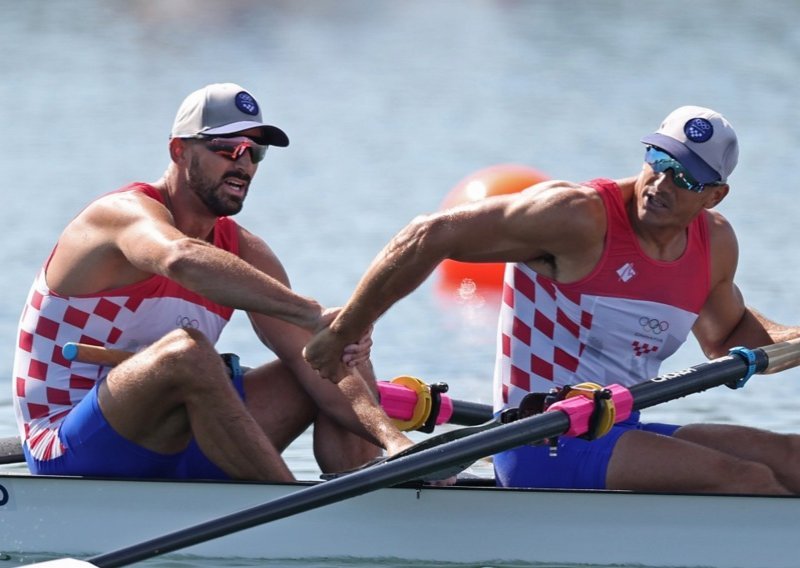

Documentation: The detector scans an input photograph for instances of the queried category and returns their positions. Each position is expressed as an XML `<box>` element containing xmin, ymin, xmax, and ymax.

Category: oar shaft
<box><xmin>628</xmin><ymin>352</ymin><xmax>767</xmax><ymax>409</ymax></box>
<box><xmin>87</xmin><ymin>344</ymin><xmax>790</xmax><ymax>567</ymax></box>
<box><xmin>89</xmin><ymin>409</ymin><xmax>571</xmax><ymax>568</ymax></box>
<box><xmin>450</xmin><ymin>399</ymin><xmax>494</xmax><ymax>425</ymax></box>
<box><xmin>38</xmin><ymin>339</ymin><xmax>800</xmax><ymax>568</ymax></box>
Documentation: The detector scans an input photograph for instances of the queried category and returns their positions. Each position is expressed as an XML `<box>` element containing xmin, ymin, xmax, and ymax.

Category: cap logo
<box><xmin>234</xmin><ymin>91</ymin><xmax>259</xmax><ymax>116</ymax></box>
<box><xmin>683</xmin><ymin>118</ymin><xmax>713</xmax><ymax>143</ymax></box>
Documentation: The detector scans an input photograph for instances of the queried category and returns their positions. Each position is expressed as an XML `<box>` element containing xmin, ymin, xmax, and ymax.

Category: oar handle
<box><xmin>761</xmin><ymin>337</ymin><xmax>800</xmax><ymax>373</ymax></box>
<box><xmin>62</xmin><ymin>343</ymin><xmax>132</xmax><ymax>366</ymax></box>
<box><xmin>377</xmin><ymin>379</ymin><xmax>492</xmax><ymax>429</ymax></box>
<box><xmin>60</xmin><ymin>343</ymin><xmax>491</xmax><ymax>428</ymax></box>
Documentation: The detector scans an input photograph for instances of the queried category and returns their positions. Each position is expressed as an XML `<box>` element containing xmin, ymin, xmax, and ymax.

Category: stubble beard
<box><xmin>187</xmin><ymin>154</ymin><xmax>246</xmax><ymax>217</ymax></box>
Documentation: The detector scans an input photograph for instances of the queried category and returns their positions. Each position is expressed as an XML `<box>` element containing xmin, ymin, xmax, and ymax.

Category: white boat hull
<box><xmin>0</xmin><ymin>471</ymin><xmax>795</xmax><ymax>567</ymax></box>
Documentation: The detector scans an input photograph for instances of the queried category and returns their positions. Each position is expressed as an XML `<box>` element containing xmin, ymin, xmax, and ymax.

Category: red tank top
<box><xmin>13</xmin><ymin>182</ymin><xmax>240</xmax><ymax>460</ymax></box>
<box><xmin>493</xmin><ymin>178</ymin><xmax>711</xmax><ymax>411</ymax></box>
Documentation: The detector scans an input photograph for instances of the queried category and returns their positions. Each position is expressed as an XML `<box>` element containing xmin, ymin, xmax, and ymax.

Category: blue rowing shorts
<box><xmin>493</xmin><ymin>411</ymin><xmax>679</xmax><ymax>489</ymax></box>
<box><xmin>24</xmin><ymin>364</ymin><xmax>246</xmax><ymax>480</ymax></box>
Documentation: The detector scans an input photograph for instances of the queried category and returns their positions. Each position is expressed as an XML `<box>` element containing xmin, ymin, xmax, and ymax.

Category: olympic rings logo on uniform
<box><xmin>176</xmin><ymin>316</ymin><xmax>200</xmax><ymax>329</ymax></box>
<box><xmin>639</xmin><ymin>316</ymin><xmax>669</xmax><ymax>334</ymax></box>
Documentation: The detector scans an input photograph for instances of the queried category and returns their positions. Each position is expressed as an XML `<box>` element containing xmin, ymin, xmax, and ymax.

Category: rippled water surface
<box><xmin>2</xmin><ymin>1</ymin><xmax>800</xmax><ymax>566</ymax></box>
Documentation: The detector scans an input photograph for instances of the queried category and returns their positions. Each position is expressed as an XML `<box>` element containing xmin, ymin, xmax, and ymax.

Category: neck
<box><xmin>618</xmin><ymin>176</ymin><xmax>694</xmax><ymax>262</ymax></box>
<box><xmin>636</xmin><ymin>224</ymin><xmax>688</xmax><ymax>261</ymax></box>
<box><xmin>626</xmin><ymin>204</ymin><xmax>689</xmax><ymax>261</ymax></box>
<box><xmin>152</xmin><ymin>173</ymin><xmax>216</xmax><ymax>241</ymax></box>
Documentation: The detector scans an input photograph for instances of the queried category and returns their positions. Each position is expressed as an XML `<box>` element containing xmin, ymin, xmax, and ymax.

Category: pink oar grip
<box><xmin>377</xmin><ymin>381</ymin><xmax>453</xmax><ymax>424</ymax></box>
<box><xmin>437</xmin><ymin>396</ymin><xmax>454</xmax><ymax>424</ymax></box>
<box><xmin>377</xmin><ymin>381</ymin><xmax>416</xmax><ymax>421</ymax></box>
<box><xmin>546</xmin><ymin>384</ymin><xmax>633</xmax><ymax>437</ymax></box>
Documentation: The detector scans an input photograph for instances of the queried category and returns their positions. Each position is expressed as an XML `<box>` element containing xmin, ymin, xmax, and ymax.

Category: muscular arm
<box><xmin>305</xmin><ymin>181</ymin><xmax>607</xmax><ymax>380</ymax></box>
<box><xmin>46</xmin><ymin>191</ymin><xmax>323</xmax><ymax>330</ymax></box>
<box><xmin>692</xmin><ymin>210</ymin><xmax>800</xmax><ymax>367</ymax></box>
<box><xmin>239</xmin><ymin>229</ymin><xmax>412</xmax><ymax>454</ymax></box>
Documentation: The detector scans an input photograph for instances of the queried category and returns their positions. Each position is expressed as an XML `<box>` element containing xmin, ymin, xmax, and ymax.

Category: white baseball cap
<box><xmin>641</xmin><ymin>105</ymin><xmax>738</xmax><ymax>183</ymax></box>
<box><xmin>170</xmin><ymin>83</ymin><xmax>289</xmax><ymax>147</ymax></box>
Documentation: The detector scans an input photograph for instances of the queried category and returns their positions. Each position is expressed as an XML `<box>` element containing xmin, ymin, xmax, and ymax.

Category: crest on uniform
<box><xmin>616</xmin><ymin>262</ymin><xmax>636</xmax><ymax>282</ymax></box>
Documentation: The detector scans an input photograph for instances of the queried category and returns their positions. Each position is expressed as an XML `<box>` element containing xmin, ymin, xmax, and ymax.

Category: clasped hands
<box><xmin>303</xmin><ymin>308</ymin><xmax>372</xmax><ymax>383</ymax></box>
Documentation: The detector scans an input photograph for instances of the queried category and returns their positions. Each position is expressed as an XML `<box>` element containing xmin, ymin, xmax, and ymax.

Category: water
<box><xmin>2</xmin><ymin>0</ymin><xmax>800</xmax><ymax>565</ymax></box>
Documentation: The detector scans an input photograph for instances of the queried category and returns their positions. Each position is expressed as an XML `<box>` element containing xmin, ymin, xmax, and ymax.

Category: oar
<box><xmin>30</xmin><ymin>338</ymin><xmax>800</xmax><ymax>568</ymax></box>
<box><xmin>61</xmin><ymin>342</ymin><xmax>492</xmax><ymax>428</ymax></box>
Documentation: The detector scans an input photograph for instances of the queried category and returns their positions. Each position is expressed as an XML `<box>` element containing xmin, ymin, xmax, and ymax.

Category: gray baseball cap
<box><xmin>170</xmin><ymin>83</ymin><xmax>289</xmax><ymax>147</ymax></box>
<box><xmin>641</xmin><ymin>105</ymin><xmax>738</xmax><ymax>183</ymax></box>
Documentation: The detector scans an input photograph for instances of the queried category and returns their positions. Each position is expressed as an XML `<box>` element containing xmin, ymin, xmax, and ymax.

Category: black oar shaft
<box><xmin>89</xmin><ymin>409</ymin><xmax>571</xmax><ymax>568</ymax></box>
<box><xmin>38</xmin><ymin>339</ymin><xmax>800</xmax><ymax>568</ymax></box>
<box><xmin>86</xmin><ymin>346</ymin><xmax>780</xmax><ymax>568</ymax></box>
<box><xmin>628</xmin><ymin>351</ymin><xmax>767</xmax><ymax>410</ymax></box>
<box><xmin>450</xmin><ymin>399</ymin><xmax>493</xmax><ymax>425</ymax></box>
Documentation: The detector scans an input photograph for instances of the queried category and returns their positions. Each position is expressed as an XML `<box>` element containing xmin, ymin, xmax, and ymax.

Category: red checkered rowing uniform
<box><xmin>492</xmin><ymin>178</ymin><xmax>712</xmax><ymax>488</ymax></box>
<box><xmin>12</xmin><ymin>182</ymin><xmax>238</xmax><ymax>463</ymax></box>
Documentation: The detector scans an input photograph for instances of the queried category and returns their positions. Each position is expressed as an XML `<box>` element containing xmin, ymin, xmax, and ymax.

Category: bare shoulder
<box><xmin>511</xmin><ymin>179</ymin><xmax>607</xmax><ymax>238</ymax></box>
<box><xmin>47</xmin><ymin>190</ymin><xmax>172</xmax><ymax>295</ymax></box>
<box><xmin>236</xmin><ymin>224</ymin><xmax>290</xmax><ymax>285</ymax></box>
<box><xmin>55</xmin><ymin>191</ymin><xmax>170</xmax><ymax>253</ymax></box>
<box><xmin>704</xmin><ymin>208</ymin><xmax>739</xmax><ymax>282</ymax></box>
<box><xmin>705</xmin><ymin>208</ymin><xmax>737</xmax><ymax>243</ymax></box>
<box><xmin>77</xmin><ymin>189</ymin><xmax>169</xmax><ymax>229</ymax></box>
<box><xmin>515</xmin><ymin>179</ymin><xmax>604</xmax><ymax>212</ymax></box>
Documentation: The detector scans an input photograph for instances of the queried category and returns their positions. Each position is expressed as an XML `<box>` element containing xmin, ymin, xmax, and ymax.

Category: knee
<box><xmin>725</xmin><ymin>459</ymin><xmax>785</xmax><ymax>494</ymax></box>
<box><xmin>770</xmin><ymin>433</ymin><xmax>800</xmax><ymax>478</ymax></box>
<box><xmin>156</xmin><ymin>328</ymin><xmax>221</xmax><ymax>378</ymax></box>
<box><xmin>160</xmin><ymin>327</ymin><xmax>214</xmax><ymax>355</ymax></box>
<box><xmin>780</xmin><ymin>433</ymin><xmax>800</xmax><ymax>461</ymax></box>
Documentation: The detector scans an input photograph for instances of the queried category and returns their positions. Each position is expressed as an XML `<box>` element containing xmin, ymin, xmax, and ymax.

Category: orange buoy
<box><xmin>438</xmin><ymin>164</ymin><xmax>550</xmax><ymax>290</ymax></box>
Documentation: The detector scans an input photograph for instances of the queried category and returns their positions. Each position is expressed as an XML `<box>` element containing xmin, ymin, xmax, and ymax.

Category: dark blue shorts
<box><xmin>493</xmin><ymin>411</ymin><xmax>679</xmax><ymax>489</ymax></box>
<box><xmin>25</xmin><ymin>370</ymin><xmax>246</xmax><ymax>480</ymax></box>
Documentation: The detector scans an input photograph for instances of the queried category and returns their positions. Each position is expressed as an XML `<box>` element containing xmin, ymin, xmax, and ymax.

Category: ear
<box><xmin>703</xmin><ymin>183</ymin><xmax>729</xmax><ymax>209</ymax></box>
<box><xmin>168</xmin><ymin>137</ymin><xmax>189</xmax><ymax>163</ymax></box>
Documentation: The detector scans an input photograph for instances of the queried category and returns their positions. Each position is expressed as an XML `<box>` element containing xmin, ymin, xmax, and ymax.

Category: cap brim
<box><xmin>203</xmin><ymin>121</ymin><xmax>289</xmax><ymax>147</ymax></box>
<box><xmin>640</xmin><ymin>134</ymin><xmax>719</xmax><ymax>184</ymax></box>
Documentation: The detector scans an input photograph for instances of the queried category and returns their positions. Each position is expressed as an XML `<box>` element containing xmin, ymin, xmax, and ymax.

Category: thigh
<box><xmin>606</xmin><ymin>427</ymin><xmax>762</xmax><ymax>492</ymax></box>
<box><xmin>674</xmin><ymin>423</ymin><xmax>800</xmax><ymax>489</ymax></box>
<box><xmin>32</xmin><ymin>382</ymin><xmax>184</xmax><ymax>478</ymax></box>
<box><xmin>674</xmin><ymin>423</ymin><xmax>791</xmax><ymax>462</ymax></box>
<box><xmin>242</xmin><ymin>360</ymin><xmax>317</xmax><ymax>452</ymax></box>
<box><xmin>100</xmin><ymin>330</ymin><xmax>227</xmax><ymax>453</ymax></box>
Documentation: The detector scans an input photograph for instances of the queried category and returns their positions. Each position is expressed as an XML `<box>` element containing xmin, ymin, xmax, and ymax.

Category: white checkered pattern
<box><xmin>12</xmin><ymin>183</ymin><xmax>241</xmax><ymax>461</ymax></box>
<box><xmin>12</xmin><ymin>269</ymin><xmax>234</xmax><ymax>460</ymax></box>
<box><xmin>494</xmin><ymin>265</ymin><xmax>591</xmax><ymax>410</ymax></box>
<box><xmin>491</xmin><ymin>179</ymin><xmax>710</xmax><ymax>413</ymax></box>
<box><xmin>493</xmin><ymin>263</ymin><xmax>700</xmax><ymax>412</ymax></box>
